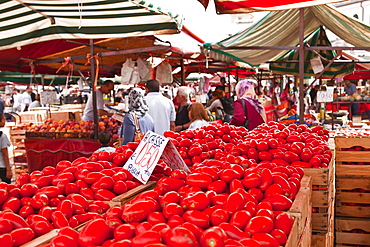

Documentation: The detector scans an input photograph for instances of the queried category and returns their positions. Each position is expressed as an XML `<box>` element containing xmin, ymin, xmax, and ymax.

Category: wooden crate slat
<box><xmin>335</xmin><ymin>136</ymin><xmax>370</xmax><ymax>149</ymax></box>
<box><xmin>312</xmin><ymin>190</ymin><xmax>329</xmax><ymax>207</ymax></box>
<box><xmin>10</xmin><ymin>130</ymin><xmax>26</xmax><ymax>135</ymax></box>
<box><xmin>336</xmin><ymin>151</ymin><xmax>370</xmax><ymax>162</ymax></box>
<box><xmin>337</xmin><ymin>192</ymin><xmax>370</xmax><ymax>204</ymax></box>
<box><xmin>336</xmin><ymin>232</ymin><xmax>370</xmax><ymax>245</ymax></box>
<box><xmin>312</xmin><ymin>212</ymin><xmax>329</xmax><ymax>231</ymax></box>
<box><xmin>303</xmin><ymin>152</ymin><xmax>334</xmax><ymax>186</ymax></box>
<box><xmin>20</xmin><ymin>229</ymin><xmax>59</xmax><ymax>247</ymax></box>
<box><xmin>111</xmin><ymin>181</ymin><xmax>156</xmax><ymax>203</ymax></box>
<box><xmin>335</xmin><ymin>205</ymin><xmax>370</xmax><ymax>218</ymax></box>
<box><xmin>285</xmin><ymin>217</ymin><xmax>299</xmax><ymax>247</ymax></box>
<box><xmin>336</xmin><ymin>177</ymin><xmax>370</xmax><ymax>190</ymax></box>
<box><xmin>336</xmin><ymin>164</ymin><xmax>370</xmax><ymax>177</ymax></box>
<box><xmin>336</xmin><ymin>217</ymin><xmax>370</xmax><ymax>232</ymax></box>
<box><xmin>288</xmin><ymin>176</ymin><xmax>312</xmax><ymax>234</ymax></box>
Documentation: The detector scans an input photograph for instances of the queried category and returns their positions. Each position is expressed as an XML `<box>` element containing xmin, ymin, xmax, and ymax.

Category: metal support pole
<box><xmin>180</xmin><ymin>56</ymin><xmax>185</xmax><ymax>86</ymax></box>
<box><xmin>90</xmin><ymin>39</ymin><xmax>98</xmax><ymax>140</ymax></box>
<box><xmin>299</xmin><ymin>8</ymin><xmax>305</xmax><ymax>124</ymax></box>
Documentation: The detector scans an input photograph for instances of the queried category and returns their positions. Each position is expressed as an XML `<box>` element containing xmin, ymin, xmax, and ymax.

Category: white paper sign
<box><xmin>317</xmin><ymin>87</ymin><xmax>334</xmax><ymax>103</ymax></box>
<box><xmin>310</xmin><ymin>57</ymin><xmax>324</xmax><ymax>74</ymax></box>
<box><xmin>161</xmin><ymin>140</ymin><xmax>191</xmax><ymax>173</ymax></box>
<box><xmin>40</xmin><ymin>91</ymin><xmax>57</xmax><ymax>105</ymax></box>
<box><xmin>123</xmin><ymin>131</ymin><xmax>169</xmax><ymax>184</ymax></box>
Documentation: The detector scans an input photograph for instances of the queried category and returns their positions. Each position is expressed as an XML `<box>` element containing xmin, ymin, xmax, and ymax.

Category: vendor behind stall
<box><xmin>82</xmin><ymin>80</ymin><xmax>116</xmax><ymax>121</ymax></box>
<box><xmin>344</xmin><ymin>79</ymin><xmax>359</xmax><ymax>116</ymax></box>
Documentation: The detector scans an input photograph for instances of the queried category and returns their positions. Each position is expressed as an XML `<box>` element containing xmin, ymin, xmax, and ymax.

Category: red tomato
<box><xmin>2</xmin><ymin>197</ymin><xmax>21</xmax><ymax>213</ymax></box>
<box><xmin>270</xmin><ymin>229</ymin><xmax>287</xmax><ymax>245</ymax></box>
<box><xmin>219</xmin><ymin>169</ymin><xmax>241</xmax><ymax>183</ymax></box>
<box><xmin>186</xmin><ymin>173</ymin><xmax>213</xmax><ymax>190</ymax></box>
<box><xmin>181</xmin><ymin>191</ymin><xmax>210</xmax><ymax>211</ymax></box>
<box><xmin>230</xmin><ymin>210</ymin><xmax>252</xmax><ymax>230</ymax></box>
<box><xmin>183</xmin><ymin>210</ymin><xmax>210</xmax><ymax>229</ymax></box>
<box><xmin>163</xmin><ymin>203</ymin><xmax>184</xmax><ymax>219</ymax></box>
<box><xmin>30</xmin><ymin>220</ymin><xmax>53</xmax><ymax>237</ymax></box>
<box><xmin>223</xmin><ymin>192</ymin><xmax>245</xmax><ymax>215</ymax></box>
<box><xmin>252</xmin><ymin>233</ymin><xmax>280</xmax><ymax>247</ymax></box>
<box><xmin>50</xmin><ymin>235</ymin><xmax>78</xmax><ymax>247</ymax></box>
<box><xmin>274</xmin><ymin>212</ymin><xmax>294</xmax><ymax>236</ymax></box>
<box><xmin>219</xmin><ymin>222</ymin><xmax>250</xmax><ymax>241</ymax></box>
<box><xmin>242</xmin><ymin>173</ymin><xmax>262</xmax><ymax>189</ymax></box>
<box><xmin>210</xmin><ymin>208</ymin><xmax>229</xmax><ymax>226</ymax></box>
<box><xmin>262</xmin><ymin>194</ymin><xmax>292</xmax><ymax>211</ymax></box>
<box><xmin>200</xmin><ymin>226</ymin><xmax>227</xmax><ymax>247</ymax></box>
<box><xmin>245</xmin><ymin>216</ymin><xmax>274</xmax><ymax>235</ymax></box>
<box><xmin>162</xmin><ymin>226</ymin><xmax>197</xmax><ymax>247</ymax></box>
<box><xmin>78</xmin><ymin>218</ymin><xmax>111</xmax><ymax>246</ymax></box>
<box><xmin>10</xmin><ymin>227</ymin><xmax>35</xmax><ymax>246</ymax></box>
<box><xmin>121</xmin><ymin>199</ymin><xmax>159</xmax><ymax>223</ymax></box>
<box><xmin>0</xmin><ymin>233</ymin><xmax>12</xmax><ymax>247</ymax></box>
<box><xmin>114</xmin><ymin>223</ymin><xmax>136</xmax><ymax>240</ymax></box>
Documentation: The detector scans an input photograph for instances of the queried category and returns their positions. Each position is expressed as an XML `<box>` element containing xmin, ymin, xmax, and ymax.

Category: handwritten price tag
<box><xmin>123</xmin><ymin>131</ymin><xmax>168</xmax><ymax>184</ymax></box>
<box><xmin>317</xmin><ymin>88</ymin><xmax>334</xmax><ymax>103</ymax></box>
<box><xmin>162</xmin><ymin>140</ymin><xmax>190</xmax><ymax>173</ymax></box>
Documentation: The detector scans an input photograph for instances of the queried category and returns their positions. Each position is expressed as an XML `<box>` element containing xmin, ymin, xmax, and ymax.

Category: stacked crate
<box><xmin>9</xmin><ymin>126</ymin><xmax>28</xmax><ymax>179</ymax></box>
<box><xmin>335</xmin><ymin>136</ymin><xmax>370</xmax><ymax>246</ymax></box>
<box><xmin>304</xmin><ymin>152</ymin><xmax>335</xmax><ymax>247</ymax></box>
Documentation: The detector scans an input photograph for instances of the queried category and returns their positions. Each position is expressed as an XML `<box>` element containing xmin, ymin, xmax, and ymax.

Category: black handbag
<box><xmin>241</xmin><ymin>99</ymin><xmax>250</xmax><ymax>129</ymax></box>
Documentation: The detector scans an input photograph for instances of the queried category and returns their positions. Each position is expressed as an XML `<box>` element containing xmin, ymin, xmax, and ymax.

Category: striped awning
<box><xmin>270</xmin><ymin>27</ymin><xmax>355</xmax><ymax>77</ymax></box>
<box><xmin>203</xmin><ymin>4</ymin><xmax>370</xmax><ymax>66</ymax></box>
<box><xmin>198</xmin><ymin>0</ymin><xmax>347</xmax><ymax>14</ymax></box>
<box><xmin>0</xmin><ymin>0</ymin><xmax>183</xmax><ymax>51</ymax></box>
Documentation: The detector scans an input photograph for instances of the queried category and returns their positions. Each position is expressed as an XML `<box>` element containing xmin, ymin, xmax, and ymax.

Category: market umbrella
<box><xmin>0</xmin><ymin>0</ymin><xmax>183</xmax><ymax>138</ymax></box>
<box><xmin>270</xmin><ymin>27</ymin><xmax>355</xmax><ymax>78</ymax></box>
<box><xmin>198</xmin><ymin>0</ymin><xmax>369</xmax><ymax>123</ymax></box>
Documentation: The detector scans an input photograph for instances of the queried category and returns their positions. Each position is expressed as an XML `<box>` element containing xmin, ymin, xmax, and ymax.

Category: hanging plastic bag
<box><xmin>136</xmin><ymin>57</ymin><xmax>151</xmax><ymax>80</ymax></box>
<box><xmin>155</xmin><ymin>61</ymin><xmax>173</xmax><ymax>84</ymax></box>
<box><xmin>129</xmin><ymin>66</ymin><xmax>140</xmax><ymax>85</ymax></box>
<box><xmin>120</xmin><ymin>58</ymin><xmax>134</xmax><ymax>85</ymax></box>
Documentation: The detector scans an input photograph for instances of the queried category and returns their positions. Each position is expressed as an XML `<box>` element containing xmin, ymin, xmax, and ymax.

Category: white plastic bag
<box><xmin>155</xmin><ymin>62</ymin><xmax>173</xmax><ymax>84</ymax></box>
<box><xmin>137</xmin><ymin>57</ymin><xmax>151</xmax><ymax>80</ymax></box>
<box><xmin>129</xmin><ymin>66</ymin><xmax>140</xmax><ymax>85</ymax></box>
<box><xmin>120</xmin><ymin>58</ymin><xmax>134</xmax><ymax>85</ymax></box>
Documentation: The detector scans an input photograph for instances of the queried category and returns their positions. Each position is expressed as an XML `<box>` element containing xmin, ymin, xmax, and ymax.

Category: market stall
<box><xmin>24</xmin><ymin>138</ymin><xmax>100</xmax><ymax>172</ymax></box>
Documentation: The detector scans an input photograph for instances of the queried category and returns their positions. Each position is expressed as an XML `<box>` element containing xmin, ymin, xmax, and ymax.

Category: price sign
<box><xmin>123</xmin><ymin>131</ymin><xmax>169</xmax><ymax>184</ymax></box>
<box><xmin>161</xmin><ymin>140</ymin><xmax>190</xmax><ymax>173</ymax></box>
<box><xmin>40</xmin><ymin>91</ymin><xmax>57</xmax><ymax>105</ymax></box>
<box><xmin>317</xmin><ymin>87</ymin><xmax>334</xmax><ymax>103</ymax></box>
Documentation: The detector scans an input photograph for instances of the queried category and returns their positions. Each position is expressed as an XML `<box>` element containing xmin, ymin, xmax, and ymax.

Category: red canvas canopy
<box><xmin>198</xmin><ymin>0</ymin><xmax>347</xmax><ymax>13</ymax></box>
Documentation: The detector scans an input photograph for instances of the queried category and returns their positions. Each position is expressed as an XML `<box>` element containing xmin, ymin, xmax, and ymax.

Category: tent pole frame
<box><xmin>90</xmin><ymin>39</ymin><xmax>98</xmax><ymax>140</ymax></box>
<box><xmin>299</xmin><ymin>8</ymin><xmax>305</xmax><ymax>124</ymax></box>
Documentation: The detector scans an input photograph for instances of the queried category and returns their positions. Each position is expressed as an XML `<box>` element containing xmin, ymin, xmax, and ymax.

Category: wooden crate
<box><xmin>303</xmin><ymin>150</ymin><xmax>335</xmax><ymax>188</ymax></box>
<box><xmin>336</xmin><ymin>162</ymin><xmax>370</xmax><ymax>177</ymax></box>
<box><xmin>335</xmin><ymin>136</ymin><xmax>370</xmax><ymax>150</ymax></box>
<box><xmin>335</xmin><ymin>217</ymin><xmax>370</xmax><ymax>246</ymax></box>
<box><xmin>312</xmin><ymin>197</ymin><xmax>335</xmax><ymax>232</ymax></box>
<box><xmin>285</xmin><ymin>175</ymin><xmax>312</xmax><ymax>247</ymax></box>
<box><xmin>336</xmin><ymin>176</ymin><xmax>370</xmax><ymax>218</ymax></box>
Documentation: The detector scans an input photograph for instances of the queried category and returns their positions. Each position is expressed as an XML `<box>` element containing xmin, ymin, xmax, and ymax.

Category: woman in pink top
<box><xmin>230</xmin><ymin>80</ymin><xmax>266</xmax><ymax>130</ymax></box>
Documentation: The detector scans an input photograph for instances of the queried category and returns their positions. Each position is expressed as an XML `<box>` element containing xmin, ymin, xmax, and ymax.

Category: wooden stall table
<box><xmin>25</xmin><ymin>138</ymin><xmax>100</xmax><ymax>172</ymax></box>
<box><xmin>17</xmin><ymin>111</ymin><xmax>46</xmax><ymax>125</ymax></box>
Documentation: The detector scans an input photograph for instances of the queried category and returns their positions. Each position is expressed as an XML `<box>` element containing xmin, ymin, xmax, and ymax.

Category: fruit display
<box><xmin>164</xmin><ymin>122</ymin><xmax>331</xmax><ymax>168</ymax></box>
<box><xmin>1</xmin><ymin>121</ymin><xmax>331</xmax><ymax>246</ymax></box>
<box><xmin>38</xmin><ymin>159</ymin><xmax>304</xmax><ymax>247</ymax></box>
<box><xmin>25</xmin><ymin>116</ymin><xmax>121</xmax><ymax>140</ymax></box>
<box><xmin>0</xmin><ymin>145</ymin><xmax>172</xmax><ymax>246</ymax></box>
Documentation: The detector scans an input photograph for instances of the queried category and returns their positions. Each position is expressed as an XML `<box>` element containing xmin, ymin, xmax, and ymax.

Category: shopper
<box><xmin>82</xmin><ymin>80</ymin><xmax>116</xmax><ymax>122</ymax></box>
<box><xmin>95</xmin><ymin>130</ymin><xmax>116</xmax><ymax>153</ymax></box>
<box><xmin>188</xmin><ymin>102</ymin><xmax>209</xmax><ymax>130</ymax></box>
<box><xmin>206</xmin><ymin>89</ymin><xmax>224</xmax><ymax>117</ymax></box>
<box><xmin>230</xmin><ymin>80</ymin><xmax>266</xmax><ymax>130</ymax></box>
<box><xmin>0</xmin><ymin>114</ymin><xmax>12</xmax><ymax>184</ymax></box>
<box><xmin>12</xmin><ymin>89</ymin><xmax>22</xmax><ymax>112</ymax></box>
<box><xmin>121</xmin><ymin>88</ymin><xmax>154</xmax><ymax>145</ymax></box>
<box><xmin>174</xmin><ymin>86</ymin><xmax>192</xmax><ymax>132</ymax></box>
<box><xmin>145</xmin><ymin>79</ymin><xmax>175</xmax><ymax>135</ymax></box>
<box><xmin>21</xmin><ymin>86</ymin><xmax>33</xmax><ymax>111</ymax></box>
<box><xmin>29</xmin><ymin>94</ymin><xmax>42</xmax><ymax>110</ymax></box>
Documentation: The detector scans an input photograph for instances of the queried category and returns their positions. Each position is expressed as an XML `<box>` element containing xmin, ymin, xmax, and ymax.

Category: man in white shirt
<box><xmin>145</xmin><ymin>79</ymin><xmax>175</xmax><ymax>135</ymax></box>
<box><xmin>82</xmin><ymin>80</ymin><xmax>115</xmax><ymax>122</ymax></box>
<box><xmin>21</xmin><ymin>87</ymin><xmax>33</xmax><ymax>111</ymax></box>
<box><xmin>12</xmin><ymin>89</ymin><xmax>22</xmax><ymax>112</ymax></box>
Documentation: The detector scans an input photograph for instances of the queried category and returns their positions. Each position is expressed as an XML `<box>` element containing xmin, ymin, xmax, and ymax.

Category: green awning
<box><xmin>270</xmin><ymin>27</ymin><xmax>355</xmax><ymax>77</ymax></box>
<box><xmin>203</xmin><ymin>4</ymin><xmax>370</xmax><ymax>66</ymax></box>
<box><xmin>0</xmin><ymin>71</ymin><xmax>78</xmax><ymax>85</ymax></box>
